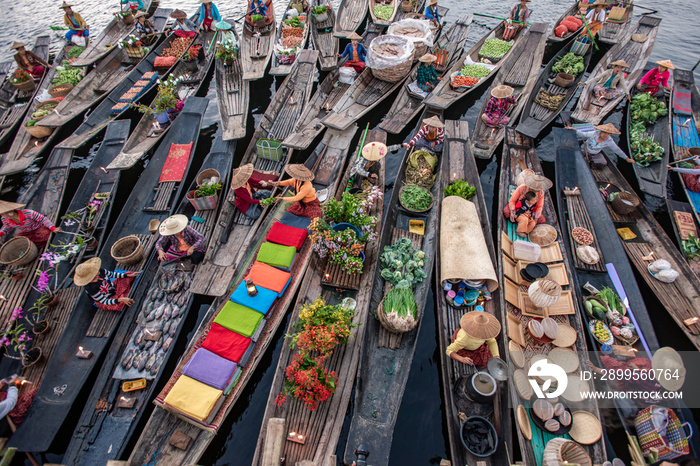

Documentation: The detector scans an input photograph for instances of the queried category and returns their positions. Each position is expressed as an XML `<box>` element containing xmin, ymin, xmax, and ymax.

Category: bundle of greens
<box><xmin>400</xmin><ymin>185</ymin><xmax>433</xmax><ymax>211</ymax></box>
<box><xmin>459</xmin><ymin>64</ymin><xmax>490</xmax><ymax>79</ymax></box>
<box><xmin>383</xmin><ymin>287</ymin><xmax>417</xmax><ymax>318</ymax></box>
<box><xmin>630</xmin><ymin>93</ymin><xmax>667</xmax><ymax>125</ymax></box>
<box><xmin>67</xmin><ymin>46</ymin><xmax>85</xmax><ymax>59</ymax></box>
<box><xmin>683</xmin><ymin>234</ymin><xmax>700</xmax><ymax>261</ymax></box>
<box><xmin>596</xmin><ymin>287</ymin><xmax>625</xmax><ymax>316</ymax></box>
<box><xmin>629</xmin><ymin>118</ymin><xmax>664</xmax><ymax>166</ymax></box>
<box><xmin>444</xmin><ymin>179</ymin><xmax>476</xmax><ymax>200</ymax></box>
<box><xmin>52</xmin><ymin>63</ymin><xmax>82</xmax><ymax>86</ymax></box>
<box><xmin>373</xmin><ymin>4</ymin><xmax>394</xmax><ymax>20</ymax></box>
<box><xmin>283</xmin><ymin>16</ymin><xmax>303</xmax><ymax>28</ymax></box>
<box><xmin>379</xmin><ymin>238</ymin><xmax>427</xmax><ymax>289</ymax></box>
<box><xmin>552</xmin><ymin>52</ymin><xmax>584</xmax><ymax>76</ymax></box>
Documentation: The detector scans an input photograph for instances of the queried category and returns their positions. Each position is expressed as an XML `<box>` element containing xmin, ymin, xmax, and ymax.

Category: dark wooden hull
<box><xmin>7</xmin><ymin>97</ymin><xmax>208</xmax><ymax>454</ymax></box>
<box><xmin>240</xmin><ymin>3</ymin><xmax>277</xmax><ymax>81</ymax></box>
<box><xmin>215</xmin><ymin>21</ymin><xmax>249</xmax><ymax>141</ymax></box>
<box><xmin>310</xmin><ymin>0</ymin><xmax>339</xmax><ymax>71</ymax></box>
<box><xmin>334</xmin><ymin>0</ymin><xmax>367</xmax><ymax>38</ymax></box>
<box><xmin>547</xmin><ymin>2</ymin><xmax>582</xmax><ymax>43</ymax></box>
<box><xmin>665</xmin><ymin>199</ymin><xmax>700</xmax><ymax>279</ymax></box>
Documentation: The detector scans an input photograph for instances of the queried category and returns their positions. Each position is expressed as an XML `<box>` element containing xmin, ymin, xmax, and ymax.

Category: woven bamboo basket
<box><xmin>12</xmin><ymin>78</ymin><xmax>35</xmax><ymax>93</ymax></box>
<box><xmin>542</xmin><ymin>438</ymin><xmax>592</xmax><ymax>466</ymax></box>
<box><xmin>610</xmin><ymin>191</ymin><xmax>639</xmax><ymax>215</ymax></box>
<box><xmin>196</xmin><ymin>168</ymin><xmax>221</xmax><ymax>187</ymax></box>
<box><xmin>400</xmin><ymin>0</ymin><xmax>414</xmax><ymax>12</ymax></box>
<box><xmin>111</xmin><ymin>235</ymin><xmax>144</xmax><ymax>265</ymax></box>
<box><xmin>34</xmin><ymin>100</ymin><xmax>60</xmax><ymax>118</ymax></box>
<box><xmin>377</xmin><ymin>299</ymin><xmax>418</xmax><ymax>334</ymax></box>
<box><xmin>49</xmin><ymin>82</ymin><xmax>74</xmax><ymax>98</ymax></box>
<box><xmin>554</xmin><ymin>72</ymin><xmax>575</xmax><ymax>88</ymax></box>
<box><xmin>122</xmin><ymin>13</ymin><xmax>135</xmax><ymax>25</ymax></box>
<box><xmin>369</xmin><ymin>35</ymin><xmax>414</xmax><ymax>83</ymax></box>
<box><xmin>24</xmin><ymin>123</ymin><xmax>54</xmax><ymax>139</ymax></box>
<box><xmin>0</xmin><ymin>237</ymin><xmax>38</xmax><ymax>267</ymax></box>
<box><xmin>124</xmin><ymin>46</ymin><xmax>147</xmax><ymax>59</ymax></box>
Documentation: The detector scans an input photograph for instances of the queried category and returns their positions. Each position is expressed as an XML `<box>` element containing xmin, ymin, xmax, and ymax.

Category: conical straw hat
<box><xmin>422</xmin><ymin>115</ymin><xmax>445</xmax><ymax>128</ymax></box>
<box><xmin>594</xmin><ymin>123</ymin><xmax>621</xmax><ymax>135</ymax></box>
<box><xmin>460</xmin><ymin>311</ymin><xmax>501</xmax><ymax>340</ymax></box>
<box><xmin>522</xmin><ymin>173</ymin><xmax>552</xmax><ymax>191</ymax></box>
<box><xmin>10</xmin><ymin>41</ymin><xmax>26</xmax><ymax>50</ymax></box>
<box><xmin>230</xmin><ymin>163</ymin><xmax>254</xmax><ymax>189</ymax></box>
<box><xmin>347</xmin><ymin>32</ymin><xmax>362</xmax><ymax>40</ymax></box>
<box><xmin>158</xmin><ymin>214</ymin><xmax>188</xmax><ymax>236</ymax></box>
<box><xmin>362</xmin><ymin>142</ymin><xmax>387</xmax><ymax>161</ymax></box>
<box><xmin>0</xmin><ymin>200</ymin><xmax>25</xmax><ymax>214</ymax></box>
<box><xmin>656</xmin><ymin>59</ymin><xmax>675</xmax><ymax>70</ymax></box>
<box><xmin>74</xmin><ymin>257</ymin><xmax>102</xmax><ymax>286</ymax></box>
<box><xmin>60</xmin><ymin>1</ymin><xmax>73</xmax><ymax>9</ymax></box>
<box><xmin>610</xmin><ymin>59</ymin><xmax>629</xmax><ymax>68</ymax></box>
<box><xmin>171</xmin><ymin>9</ymin><xmax>187</xmax><ymax>19</ymax></box>
<box><xmin>491</xmin><ymin>85</ymin><xmax>514</xmax><ymax>99</ymax></box>
<box><xmin>419</xmin><ymin>53</ymin><xmax>437</xmax><ymax>63</ymax></box>
<box><xmin>285</xmin><ymin>164</ymin><xmax>315</xmax><ymax>181</ymax></box>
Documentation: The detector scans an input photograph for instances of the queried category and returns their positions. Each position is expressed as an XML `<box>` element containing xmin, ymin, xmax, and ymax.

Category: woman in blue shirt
<box><xmin>424</xmin><ymin>0</ymin><xmax>440</xmax><ymax>26</ymax></box>
<box><xmin>565</xmin><ymin>123</ymin><xmax>633</xmax><ymax>168</ymax></box>
<box><xmin>198</xmin><ymin>0</ymin><xmax>221</xmax><ymax>32</ymax></box>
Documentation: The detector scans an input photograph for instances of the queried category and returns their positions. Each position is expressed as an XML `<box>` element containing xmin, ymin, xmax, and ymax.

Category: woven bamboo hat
<box><xmin>610</xmin><ymin>59</ymin><xmax>629</xmax><ymax>68</ymax></box>
<box><xmin>422</xmin><ymin>115</ymin><xmax>445</xmax><ymax>128</ymax></box>
<box><xmin>347</xmin><ymin>32</ymin><xmax>362</xmax><ymax>40</ymax></box>
<box><xmin>590</xmin><ymin>0</ymin><xmax>606</xmax><ymax>7</ymax></box>
<box><xmin>656</xmin><ymin>59</ymin><xmax>675</xmax><ymax>70</ymax></box>
<box><xmin>594</xmin><ymin>123</ymin><xmax>621</xmax><ymax>134</ymax></box>
<box><xmin>10</xmin><ymin>42</ymin><xmax>27</xmax><ymax>50</ymax></box>
<box><xmin>134</xmin><ymin>11</ymin><xmax>147</xmax><ymax>19</ymax></box>
<box><xmin>60</xmin><ymin>1</ymin><xmax>73</xmax><ymax>9</ymax></box>
<box><xmin>158</xmin><ymin>214</ymin><xmax>188</xmax><ymax>236</ymax></box>
<box><xmin>418</xmin><ymin>53</ymin><xmax>437</xmax><ymax>63</ymax></box>
<box><xmin>201</xmin><ymin>0</ymin><xmax>212</xmax><ymax>3</ymax></box>
<box><xmin>429</xmin><ymin>0</ymin><xmax>439</xmax><ymax>4</ymax></box>
<box><xmin>171</xmin><ymin>9</ymin><xmax>187</xmax><ymax>19</ymax></box>
<box><xmin>460</xmin><ymin>311</ymin><xmax>501</xmax><ymax>340</ymax></box>
<box><xmin>0</xmin><ymin>200</ymin><xmax>25</xmax><ymax>214</ymax></box>
<box><xmin>216</xmin><ymin>20</ymin><xmax>232</xmax><ymax>30</ymax></box>
<box><xmin>522</xmin><ymin>173</ymin><xmax>552</xmax><ymax>191</ymax></box>
<box><xmin>652</xmin><ymin>347</ymin><xmax>686</xmax><ymax>391</ymax></box>
<box><xmin>230</xmin><ymin>163</ymin><xmax>255</xmax><ymax>189</ymax></box>
<box><xmin>491</xmin><ymin>85</ymin><xmax>514</xmax><ymax>99</ymax></box>
<box><xmin>362</xmin><ymin>142</ymin><xmax>387</xmax><ymax>161</ymax></box>
<box><xmin>285</xmin><ymin>164</ymin><xmax>315</xmax><ymax>181</ymax></box>
<box><xmin>74</xmin><ymin>257</ymin><xmax>102</xmax><ymax>286</ymax></box>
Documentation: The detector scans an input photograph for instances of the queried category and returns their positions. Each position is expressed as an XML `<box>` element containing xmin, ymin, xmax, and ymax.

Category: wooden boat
<box><xmin>309</xmin><ymin>0</ymin><xmax>339</xmax><ymax>71</ymax></box>
<box><xmin>37</xmin><ymin>7</ymin><xmax>173</xmax><ymax>129</ymax></box>
<box><xmin>342</xmin><ymin>108</ymin><xmax>442</xmax><ymax>466</ymax></box>
<box><xmin>597</xmin><ymin>2</ymin><xmax>634</xmax><ymax>45</ymax></box>
<box><xmin>392</xmin><ymin>0</ymin><xmax>425</xmax><ymax>22</ymax></box>
<box><xmin>127</xmin><ymin>125</ymin><xmax>355</xmax><ymax>466</ymax></box>
<box><xmin>189</xmin><ymin>49</ymin><xmax>318</xmax><ymax>297</ymax></box>
<box><xmin>423</xmin><ymin>22</ymin><xmax>526</xmax><ymax>111</ymax></box>
<box><xmin>7</xmin><ymin>97</ymin><xmax>209</xmax><ymax>454</ymax></box>
<box><xmin>571</xmin><ymin>16</ymin><xmax>661</xmax><ymax>125</ymax></box>
<box><xmin>106</xmin><ymin>28</ymin><xmax>217</xmax><ymax>170</ymax></box>
<box><xmin>62</xmin><ymin>135</ymin><xmax>233</xmax><ymax>466</ymax></box>
<box><xmin>665</xmin><ymin>198</ymin><xmax>700</xmax><ymax>278</ymax></box>
<box><xmin>270</xmin><ymin>1</ymin><xmax>310</xmax><ymax>76</ymax></box>
<box><xmin>515</xmin><ymin>38</ymin><xmax>593</xmax><ymax>139</ymax></box>
<box><xmin>469</xmin><ymin>22</ymin><xmax>548</xmax><ymax>159</ymax></box>
<box><xmin>547</xmin><ymin>2</ymin><xmax>583</xmax><ymax>43</ymax></box>
<box><xmin>334</xmin><ymin>0</ymin><xmax>367</xmax><ymax>38</ymax></box>
<box><xmin>0</xmin><ymin>36</ymin><xmax>50</xmax><ymax>148</ymax></box>
<box><xmin>241</xmin><ymin>1</ymin><xmax>277</xmax><ymax>81</ymax></box>
<box><xmin>435</xmin><ymin>120</ymin><xmax>512</xmax><ymax>466</ymax></box>
<box><xmin>58</xmin><ymin>31</ymin><xmax>198</xmax><ymax>150</ymax></box>
<box><xmin>214</xmin><ymin>27</ymin><xmax>249</xmax><ymax>141</ymax></box>
<box><xmin>252</xmin><ymin>129</ymin><xmax>384</xmax><ymax>466</ymax></box>
<box><xmin>496</xmin><ymin>127</ymin><xmax>606</xmax><ymax>465</ymax></box>
<box><xmin>626</xmin><ymin>60</ymin><xmax>672</xmax><ymax>198</ymax></box>
<box><xmin>378</xmin><ymin>14</ymin><xmax>473</xmax><ymax>135</ymax></box>
<box><xmin>70</xmin><ymin>0</ymin><xmax>158</xmax><ymax>67</ymax></box>
<box><xmin>369</xmin><ymin>0</ymin><xmax>398</xmax><ymax>27</ymax></box>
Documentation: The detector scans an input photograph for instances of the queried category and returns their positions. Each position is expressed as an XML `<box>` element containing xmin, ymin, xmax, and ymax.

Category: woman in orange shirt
<box><xmin>501</xmin><ymin>173</ymin><xmax>552</xmax><ymax>227</ymax></box>
<box><xmin>269</xmin><ymin>164</ymin><xmax>322</xmax><ymax>218</ymax></box>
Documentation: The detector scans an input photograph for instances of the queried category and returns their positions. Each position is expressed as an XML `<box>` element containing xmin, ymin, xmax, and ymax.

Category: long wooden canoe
<box><xmin>63</xmin><ymin>135</ymin><xmax>233</xmax><ymax>466</ymax></box>
<box><xmin>310</xmin><ymin>0</ymin><xmax>339</xmax><ymax>71</ymax></box>
<box><xmin>241</xmin><ymin>2</ymin><xmax>277</xmax><ymax>81</ymax></box>
<box><xmin>189</xmin><ymin>49</ymin><xmax>318</xmax><ymax>297</ymax></box>
<box><xmin>369</xmin><ymin>0</ymin><xmax>398</xmax><ymax>27</ymax></box>
<box><xmin>343</xmin><ymin>108</ymin><xmax>442</xmax><ymax>466</ymax></box>
<box><xmin>252</xmin><ymin>129</ymin><xmax>385</xmax><ymax>466</ymax></box>
<box><xmin>0</xmin><ymin>36</ymin><xmax>50</xmax><ymax>148</ymax></box>
<box><xmin>7</xmin><ymin>97</ymin><xmax>208</xmax><ymax>454</ymax></box>
<box><xmin>106</xmin><ymin>28</ymin><xmax>217</xmax><ymax>170</ymax></box>
<box><xmin>627</xmin><ymin>60</ymin><xmax>672</xmax><ymax>198</ymax></box>
<box><xmin>378</xmin><ymin>15</ymin><xmax>472</xmax><ymax>134</ymax></box>
<box><xmin>571</xmin><ymin>16</ymin><xmax>661</xmax><ymax>125</ymax></box>
<box><xmin>470</xmin><ymin>22</ymin><xmax>548</xmax><ymax>159</ymax></box>
<box><xmin>515</xmin><ymin>38</ymin><xmax>592</xmax><ymax>139</ymax></box>
<box><xmin>665</xmin><ymin>198</ymin><xmax>700</xmax><ymax>278</ymax></box>
<box><xmin>334</xmin><ymin>0</ymin><xmax>367</xmax><ymax>38</ymax></box>
<box><xmin>37</xmin><ymin>8</ymin><xmax>173</xmax><ymax>129</ymax></box>
<box><xmin>598</xmin><ymin>3</ymin><xmax>634</xmax><ymax>45</ymax></box>
<box><xmin>547</xmin><ymin>2</ymin><xmax>582</xmax><ymax>43</ymax></box>
<box><xmin>59</xmin><ymin>31</ymin><xmax>199</xmax><ymax>150</ymax></box>
<box><xmin>270</xmin><ymin>1</ymin><xmax>311</xmax><ymax>76</ymax></box>
<box><xmin>215</xmin><ymin>21</ymin><xmax>249</xmax><ymax>140</ymax></box>
<box><xmin>496</xmin><ymin>127</ymin><xmax>606</xmax><ymax>465</ymax></box>
<box><xmin>423</xmin><ymin>22</ymin><xmax>526</xmax><ymax>110</ymax></box>
<box><xmin>127</xmin><ymin>124</ymin><xmax>355</xmax><ymax>466</ymax></box>
<box><xmin>435</xmin><ymin>120</ymin><xmax>512</xmax><ymax>466</ymax></box>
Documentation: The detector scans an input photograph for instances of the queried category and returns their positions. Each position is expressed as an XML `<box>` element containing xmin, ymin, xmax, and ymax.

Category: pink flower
<box><xmin>0</xmin><ymin>337</ymin><xmax>9</xmax><ymax>347</ymax></box>
<box><xmin>36</xmin><ymin>270</ymin><xmax>51</xmax><ymax>292</ymax></box>
<box><xmin>18</xmin><ymin>333</ymin><xmax>30</xmax><ymax>343</ymax></box>
<box><xmin>10</xmin><ymin>308</ymin><xmax>22</xmax><ymax>321</ymax></box>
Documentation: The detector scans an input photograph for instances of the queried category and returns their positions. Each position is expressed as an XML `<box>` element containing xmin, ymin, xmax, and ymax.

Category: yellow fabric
<box><xmin>279</xmin><ymin>179</ymin><xmax>317</xmax><ymax>203</ymax></box>
<box><xmin>445</xmin><ymin>329</ymin><xmax>499</xmax><ymax>358</ymax></box>
<box><xmin>64</xmin><ymin>12</ymin><xmax>87</xmax><ymax>30</ymax></box>
<box><xmin>164</xmin><ymin>375</ymin><xmax>223</xmax><ymax>421</ymax></box>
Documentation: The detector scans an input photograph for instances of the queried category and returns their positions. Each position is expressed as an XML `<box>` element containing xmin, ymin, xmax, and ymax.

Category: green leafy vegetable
<box><xmin>383</xmin><ymin>287</ymin><xmax>417</xmax><ymax>318</ymax></box>
<box><xmin>683</xmin><ymin>234</ymin><xmax>700</xmax><ymax>261</ymax></box>
<box><xmin>459</xmin><ymin>64</ymin><xmax>490</xmax><ymax>79</ymax></box>
<box><xmin>373</xmin><ymin>4</ymin><xmax>394</xmax><ymax>20</ymax></box>
<box><xmin>444</xmin><ymin>179</ymin><xmax>476</xmax><ymax>200</ymax></box>
<box><xmin>596</xmin><ymin>287</ymin><xmax>625</xmax><ymax>315</ymax></box>
<box><xmin>67</xmin><ymin>46</ymin><xmax>85</xmax><ymax>59</ymax></box>
<box><xmin>400</xmin><ymin>185</ymin><xmax>433</xmax><ymax>211</ymax></box>
<box><xmin>379</xmin><ymin>238</ymin><xmax>426</xmax><ymax>288</ymax></box>
<box><xmin>479</xmin><ymin>38</ymin><xmax>513</xmax><ymax>59</ymax></box>
<box><xmin>552</xmin><ymin>52</ymin><xmax>584</xmax><ymax>76</ymax></box>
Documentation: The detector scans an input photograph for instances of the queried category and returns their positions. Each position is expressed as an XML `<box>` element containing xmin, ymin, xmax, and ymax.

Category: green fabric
<box><xmin>214</xmin><ymin>301</ymin><xmax>263</xmax><ymax>338</ymax></box>
<box><xmin>256</xmin><ymin>242</ymin><xmax>296</xmax><ymax>268</ymax></box>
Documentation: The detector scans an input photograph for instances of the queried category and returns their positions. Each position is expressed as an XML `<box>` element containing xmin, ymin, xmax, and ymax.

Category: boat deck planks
<box><xmin>310</xmin><ymin>0</ymin><xmax>339</xmax><ymax>71</ymax></box>
<box><xmin>241</xmin><ymin>7</ymin><xmax>277</xmax><ymax>81</ymax></box>
<box><xmin>562</xmin><ymin>192</ymin><xmax>606</xmax><ymax>272</ymax></box>
<box><xmin>334</xmin><ymin>0</ymin><xmax>367</xmax><ymax>38</ymax></box>
<box><xmin>598</xmin><ymin>3</ymin><xmax>634</xmax><ymax>44</ymax></box>
<box><xmin>215</xmin><ymin>23</ymin><xmax>249</xmax><ymax>141</ymax></box>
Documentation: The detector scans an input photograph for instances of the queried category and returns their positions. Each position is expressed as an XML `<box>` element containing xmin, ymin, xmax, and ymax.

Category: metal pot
<box><xmin>466</xmin><ymin>371</ymin><xmax>497</xmax><ymax>404</ymax></box>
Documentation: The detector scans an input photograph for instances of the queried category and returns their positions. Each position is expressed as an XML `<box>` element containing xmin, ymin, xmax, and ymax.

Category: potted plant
<box><xmin>26</xmin><ymin>295</ymin><xmax>52</xmax><ymax>335</ymax></box>
<box><xmin>312</xmin><ymin>5</ymin><xmax>329</xmax><ymax>22</ymax></box>
<box><xmin>10</xmin><ymin>69</ymin><xmax>35</xmax><ymax>92</ymax></box>
<box><xmin>182</xmin><ymin>45</ymin><xmax>203</xmax><ymax>71</ymax></box>
<box><xmin>132</xmin><ymin>87</ymin><xmax>179</xmax><ymax>125</ymax></box>
<box><xmin>118</xmin><ymin>34</ymin><xmax>146</xmax><ymax>59</ymax></box>
<box><xmin>0</xmin><ymin>309</ymin><xmax>42</xmax><ymax>367</ymax></box>
<box><xmin>250</xmin><ymin>14</ymin><xmax>266</xmax><ymax>28</ymax></box>
<box><xmin>186</xmin><ymin>180</ymin><xmax>222</xmax><ymax>211</ymax></box>
<box><xmin>116</xmin><ymin>9</ymin><xmax>135</xmax><ymax>24</ymax></box>
<box><xmin>215</xmin><ymin>42</ymin><xmax>239</xmax><ymax>66</ymax></box>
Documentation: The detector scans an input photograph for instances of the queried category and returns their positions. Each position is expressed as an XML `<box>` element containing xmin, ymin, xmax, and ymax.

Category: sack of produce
<box><xmin>554</xmin><ymin>25</ymin><xmax>568</xmax><ymax>37</ymax></box>
<box><xmin>405</xmin><ymin>149</ymin><xmax>438</xmax><ymax>188</ymax></box>
<box><xmin>339</xmin><ymin>66</ymin><xmax>357</xmax><ymax>84</ymax></box>
<box><xmin>478</xmin><ymin>37</ymin><xmax>514</xmax><ymax>63</ymax></box>
<box><xmin>565</xmin><ymin>15</ymin><xmax>583</xmax><ymax>28</ymax></box>
<box><xmin>367</xmin><ymin>34</ymin><xmax>414</xmax><ymax>83</ymax></box>
<box><xmin>378</xmin><ymin>287</ymin><xmax>418</xmax><ymax>333</ymax></box>
<box><xmin>387</xmin><ymin>19</ymin><xmax>434</xmax><ymax>61</ymax></box>
<box><xmin>154</xmin><ymin>56</ymin><xmax>178</xmax><ymax>69</ymax></box>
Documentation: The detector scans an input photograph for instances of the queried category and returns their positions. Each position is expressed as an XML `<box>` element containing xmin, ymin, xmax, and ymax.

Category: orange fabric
<box><xmin>351</xmin><ymin>44</ymin><xmax>359</xmax><ymax>62</ymax></box>
<box><xmin>177</xmin><ymin>234</ymin><xmax>189</xmax><ymax>253</ymax></box>
<box><xmin>279</xmin><ymin>179</ymin><xmax>317</xmax><ymax>203</ymax></box>
<box><xmin>245</xmin><ymin>261</ymin><xmax>291</xmax><ymax>294</ymax></box>
<box><xmin>508</xmin><ymin>184</ymin><xmax>544</xmax><ymax>216</ymax></box>
<box><xmin>159</xmin><ymin>142</ymin><xmax>194</xmax><ymax>183</ymax></box>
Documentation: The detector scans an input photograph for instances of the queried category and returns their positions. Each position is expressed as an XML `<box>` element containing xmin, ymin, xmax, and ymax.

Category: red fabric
<box><xmin>252</xmin><ymin>170</ymin><xmax>279</xmax><ymax>184</ymax></box>
<box><xmin>31</xmin><ymin>65</ymin><xmax>45</xmax><ymax>77</ymax></box>
<box><xmin>202</xmin><ymin>323</ymin><xmax>252</xmax><ymax>363</ymax></box>
<box><xmin>18</xmin><ymin>225</ymin><xmax>51</xmax><ymax>248</ymax></box>
<box><xmin>174</xmin><ymin>30</ymin><xmax>196</xmax><ymax>38</ymax></box>
<box><xmin>233</xmin><ymin>178</ymin><xmax>267</xmax><ymax>214</ymax></box>
<box><xmin>286</xmin><ymin>198</ymin><xmax>322</xmax><ymax>218</ymax></box>
<box><xmin>159</xmin><ymin>142</ymin><xmax>193</xmax><ymax>183</ymax></box>
<box><xmin>344</xmin><ymin>61</ymin><xmax>365</xmax><ymax>73</ymax></box>
<box><xmin>450</xmin><ymin>329</ymin><xmax>493</xmax><ymax>368</ymax></box>
<box><xmin>0</xmin><ymin>387</ymin><xmax>38</xmax><ymax>425</ymax></box>
<box><xmin>93</xmin><ymin>277</ymin><xmax>134</xmax><ymax>311</ymax></box>
<box><xmin>154</xmin><ymin>56</ymin><xmax>178</xmax><ymax>68</ymax></box>
<box><xmin>501</xmin><ymin>205</ymin><xmax>546</xmax><ymax>224</ymax></box>
<box><xmin>245</xmin><ymin>261</ymin><xmax>291</xmax><ymax>294</ymax></box>
<box><xmin>681</xmin><ymin>166</ymin><xmax>700</xmax><ymax>193</ymax></box>
<box><xmin>266</xmin><ymin>222</ymin><xmax>307</xmax><ymax>249</ymax></box>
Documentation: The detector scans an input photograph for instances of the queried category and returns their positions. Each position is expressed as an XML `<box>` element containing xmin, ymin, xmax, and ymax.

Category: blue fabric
<box><xmin>688</xmin><ymin>190</ymin><xmax>700</xmax><ymax>217</ymax></box>
<box><xmin>230</xmin><ymin>282</ymin><xmax>277</xmax><ymax>315</ymax></box>
<box><xmin>340</xmin><ymin>43</ymin><xmax>367</xmax><ymax>62</ymax></box>
<box><xmin>198</xmin><ymin>2</ymin><xmax>221</xmax><ymax>23</ymax></box>
<box><xmin>250</xmin><ymin>0</ymin><xmax>267</xmax><ymax>15</ymax></box>
<box><xmin>280</xmin><ymin>212</ymin><xmax>312</xmax><ymax>230</ymax></box>
<box><xmin>65</xmin><ymin>29</ymin><xmax>89</xmax><ymax>40</ymax></box>
<box><xmin>424</xmin><ymin>6</ymin><xmax>440</xmax><ymax>24</ymax></box>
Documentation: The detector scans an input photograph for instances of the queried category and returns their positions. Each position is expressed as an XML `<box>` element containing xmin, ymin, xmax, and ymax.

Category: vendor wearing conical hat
<box><xmin>197</xmin><ymin>0</ymin><xmax>221</xmax><ymax>32</ymax></box>
<box><xmin>581</xmin><ymin>0</ymin><xmax>607</xmax><ymax>38</ymax></box>
<box><xmin>133</xmin><ymin>11</ymin><xmax>157</xmax><ymax>44</ymax></box>
<box><xmin>60</xmin><ymin>2</ymin><xmax>89</xmax><ymax>44</ymax></box>
<box><xmin>637</xmin><ymin>60</ymin><xmax>674</xmax><ymax>97</ymax></box>
<box><xmin>268</xmin><ymin>165</ymin><xmax>322</xmax><ymax>218</ymax></box>
<box><xmin>424</xmin><ymin>0</ymin><xmax>441</xmax><ymax>27</ymax></box>
<box><xmin>232</xmin><ymin>163</ymin><xmax>272</xmax><ymax>219</ymax></box>
<box><xmin>170</xmin><ymin>9</ymin><xmax>197</xmax><ymax>32</ymax></box>
<box><xmin>446</xmin><ymin>311</ymin><xmax>501</xmax><ymax>368</ymax></box>
<box><xmin>565</xmin><ymin>122</ymin><xmax>632</xmax><ymax>168</ymax></box>
<box><xmin>247</xmin><ymin>0</ymin><xmax>271</xmax><ymax>27</ymax></box>
<box><xmin>505</xmin><ymin>0</ymin><xmax>530</xmax><ymax>37</ymax></box>
<box><xmin>581</xmin><ymin>59</ymin><xmax>630</xmax><ymax>105</ymax></box>
<box><xmin>156</xmin><ymin>214</ymin><xmax>206</xmax><ymax>264</ymax></box>
<box><xmin>349</xmin><ymin>142</ymin><xmax>387</xmax><ymax>186</ymax></box>
<box><xmin>0</xmin><ymin>200</ymin><xmax>61</xmax><ymax>249</ymax></box>
<box><xmin>403</xmin><ymin>115</ymin><xmax>445</xmax><ymax>152</ymax></box>
<box><xmin>504</xmin><ymin>173</ymin><xmax>552</xmax><ymax>234</ymax></box>
<box><xmin>340</xmin><ymin>32</ymin><xmax>367</xmax><ymax>74</ymax></box>
<box><xmin>74</xmin><ymin>257</ymin><xmax>141</xmax><ymax>310</ymax></box>
<box><xmin>481</xmin><ymin>85</ymin><xmax>517</xmax><ymax>128</ymax></box>
<box><xmin>416</xmin><ymin>53</ymin><xmax>439</xmax><ymax>92</ymax></box>
<box><xmin>11</xmin><ymin>41</ymin><xmax>50</xmax><ymax>78</ymax></box>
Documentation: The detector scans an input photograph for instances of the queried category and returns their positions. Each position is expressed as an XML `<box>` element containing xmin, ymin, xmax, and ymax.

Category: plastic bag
<box><xmin>339</xmin><ymin>66</ymin><xmax>356</xmax><ymax>84</ymax></box>
<box><xmin>366</xmin><ymin>34</ymin><xmax>414</xmax><ymax>70</ymax></box>
<box><xmin>463</xmin><ymin>54</ymin><xmax>497</xmax><ymax>71</ymax></box>
<box><xmin>71</xmin><ymin>35</ymin><xmax>87</xmax><ymax>47</ymax></box>
<box><xmin>387</xmin><ymin>18</ymin><xmax>434</xmax><ymax>48</ymax></box>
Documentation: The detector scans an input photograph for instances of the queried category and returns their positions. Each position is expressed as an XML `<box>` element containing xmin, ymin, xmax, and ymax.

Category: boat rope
<box><xmin>144</xmin><ymin>435</ymin><xmax>168</xmax><ymax>466</ymax></box>
<box><xmin>366</xmin><ymin>356</ymin><xmax>395</xmax><ymax>419</ymax></box>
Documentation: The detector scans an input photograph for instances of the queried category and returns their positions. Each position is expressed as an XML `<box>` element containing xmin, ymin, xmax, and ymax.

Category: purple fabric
<box><xmin>182</xmin><ymin>348</ymin><xmax>238</xmax><ymax>390</ymax></box>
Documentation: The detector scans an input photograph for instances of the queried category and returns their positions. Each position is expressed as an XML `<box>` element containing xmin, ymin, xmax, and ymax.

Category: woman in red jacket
<box><xmin>231</xmin><ymin>163</ymin><xmax>272</xmax><ymax>219</ymax></box>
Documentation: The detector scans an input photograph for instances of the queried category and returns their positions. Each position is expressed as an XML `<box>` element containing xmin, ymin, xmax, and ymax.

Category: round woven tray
<box><xmin>552</xmin><ymin>322</ymin><xmax>577</xmax><ymax>347</ymax></box>
<box><xmin>529</xmin><ymin>224</ymin><xmax>557</xmax><ymax>246</ymax></box>
<box><xmin>509</xmin><ymin>340</ymin><xmax>525</xmax><ymax>368</ymax></box>
<box><xmin>569</xmin><ymin>410</ymin><xmax>603</xmax><ymax>445</ymax></box>
<box><xmin>576</xmin><ymin>245</ymin><xmax>600</xmax><ymax>265</ymax></box>
<box><xmin>398</xmin><ymin>185</ymin><xmax>434</xmax><ymax>213</ymax></box>
<box><xmin>0</xmin><ymin>236</ymin><xmax>38</xmax><ymax>267</ymax></box>
<box><xmin>517</xmin><ymin>405</ymin><xmax>532</xmax><ymax>440</ymax></box>
<box><xmin>514</xmin><ymin>369</ymin><xmax>533</xmax><ymax>400</ymax></box>
<box><xmin>111</xmin><ymin>235</ymin><xmax>144</xmax><ymax>266</ymax></box>
<box><xmin>548</xmin><ymin>347</ymin><xmax>579</xmax><ymax>373</ymax></box>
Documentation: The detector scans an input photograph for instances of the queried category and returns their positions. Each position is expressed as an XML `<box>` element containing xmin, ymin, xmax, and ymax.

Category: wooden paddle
<box><xmin>578</xmin><ymin>12</ymin><xmax>600</xmax><ymax>51</ymax></box>
<box><xmin>473</xmin><ymin>12</ymin><xmax>529</xmax><ymax>25</ymax></box>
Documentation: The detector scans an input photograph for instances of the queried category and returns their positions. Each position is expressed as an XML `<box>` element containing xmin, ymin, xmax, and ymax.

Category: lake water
<box><xmin>3</xmin><ymin>0</ymin><xmax>700</xmax><ymax>465</ymax></box>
